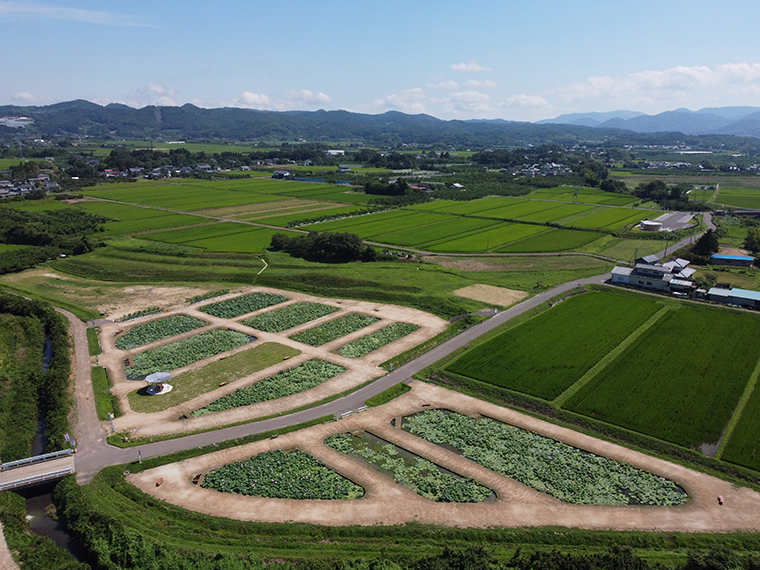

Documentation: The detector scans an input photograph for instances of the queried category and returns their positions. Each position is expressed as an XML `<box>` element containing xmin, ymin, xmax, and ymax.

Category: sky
<box><xmin>3</xmin><ymin>0</ymin><xmax>760</xmax><ymax>122</ymax></box>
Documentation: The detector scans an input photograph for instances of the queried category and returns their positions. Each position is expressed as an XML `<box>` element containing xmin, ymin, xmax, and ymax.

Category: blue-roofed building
<box><xmin>710</xmin><ymin>254</ymin><xmax>755</xmax><ymax>267</ymax></box>
<box><xmin>707</xmin><ymin>287</ymin><xmax>760</xmax><ymax>309</ymax></box>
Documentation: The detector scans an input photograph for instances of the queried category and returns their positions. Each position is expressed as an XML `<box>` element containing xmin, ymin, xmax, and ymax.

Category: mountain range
<box><xmin>538</xmin><ymin>106</ymin><xmax>760</xmax><ymax>137</ymax></box>
<box><xmin>3</xmin><ymin>100</ymin><xmax>760</xmax><ymax>148</ymax></box>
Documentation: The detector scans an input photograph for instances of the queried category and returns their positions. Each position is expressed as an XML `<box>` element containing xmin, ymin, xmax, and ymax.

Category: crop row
<box><xmin>126</xmin><ymin>329</ymin><xmax>255</xmax><ymax>379</ymax></box>
<box><xmin>448</xmin><ymin>291</ymin><xmax>662</xmax><ymax>400</ymax></box>
<box><xmin>325</xmin><ymin>432</ymin><xmax>492</xmax><ymax>502</ymax></box>
<box><xmin>242</xmin><ymin>302</ymin><xmax>338</xmax><ymax>333</ymax></box>
<box><xmin>115</xmin><ymin>315</ymin><xmax>207</xmax><ymax>350</ymax></box>
<box><xmin>566</xmin><ymin>307</ymin><xmax>760</xmax><ymax>449</ymax></box>
<box><xmin>338</xmin><ymin>322</ymin><xmax>420</xmax><ymax>358</ymax></box>
<box><xmin>193</xmin><ymin>359</ymin><xmax>345</xmax><ymax>416</ymax></box>
<box><xmin>403</xmin><ymin>409</ymin><xmax>687</xmax><ymax>506</ymax></box>
<box><xmin>289</xmin><ymin>313</ymin><xmax>379</xmax><ymax>346</ymax></box>
<box><xmin>201</xmin><ymin>449</ymin><xmax>364</xmax><ymax>499</ymax></box>
<box><xmin>199</xmin><ymin>292</ymin><xmax>288</xmax><ymax>318</ymax></box>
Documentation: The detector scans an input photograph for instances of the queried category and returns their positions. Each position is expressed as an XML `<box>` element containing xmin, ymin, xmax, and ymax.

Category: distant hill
<box><xmin>3</xmin><ymin>100</ymin><xmax>760</xmax><ymax>149</ymax></box>
<box><xmin>541</xmin><ymin>106</ymin><xmax>760</xmax><ymax>137</ymax></box>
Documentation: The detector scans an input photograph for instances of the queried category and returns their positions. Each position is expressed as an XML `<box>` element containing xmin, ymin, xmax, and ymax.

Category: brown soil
<box><xmin>453</xmin><ymin>284</ymin><xmax>527</xmax><ymax>307</ymax></box>
<box><xmin>718</xmin><ymin>247</ymin><xmax>752</xmax><ymax>256</ymax></box>
<box><xmin>99</xmin><ymin>287</ymin><xmax>448</xmax><ymax>439</ymax></box>
<box><xmin>103</xmin><ymin>285</ymin><xmax>227</xmax><ymax>321</ymax></box>
<box><xmin>130</xmin><ymin>381</ymin><xmax>760</xmax><ymax>532</ymax></box>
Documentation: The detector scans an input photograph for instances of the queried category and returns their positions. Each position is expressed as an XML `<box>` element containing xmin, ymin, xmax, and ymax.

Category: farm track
<box><xmin>57</xmin><ymin>212</ymin><xmax>742</xmax><ymax>531</ymax></box>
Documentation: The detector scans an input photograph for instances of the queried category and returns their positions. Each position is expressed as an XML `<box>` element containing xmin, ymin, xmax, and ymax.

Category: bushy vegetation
<box><xmin>290</xmin><ymin>313</ymin><xmax>379</xmax><ymax>346</ymax></box>
<box><xmin>0</xmin><ymin>204</ymin><xmax>107</xmax><ymax>274</ymax></box>
<box><xmin>199</xmin><ymin>292</ymin><xmax>288</xmax><ymax>318</ymax></box>
<box><xmin>338</xmin><ymin>322</ymin><xmax>420</xmax><ymax>358</ymax></box>
<box><xmin>404</xmin><ymin>410</ymin><xmax>687</xmax><ymax>506</ymax></box>
<box><xmin>242</xmin><ymin>302</ymin><xmax>338</xmax><ymax>332</ymax></box>
<box><xmin>115</xmin><ymin>315</ymin><xmax>206</xmax><ymax>349</ymax></box>
<box><xmin>193</xmin><ymin>359</ymin><xmax>345</xmax><ymax>415</ymax></box>
<box><xmin>126</xmin><ymin>329</ymin><xmax>255</xmax><ymax>379</ymax></box>
<box><xmin>326</xmin><ymin>432</ymin><xmax>492</xmax><ymax>502</ymax></box>
<box><xmin>201</xmin><ymin>449</ymin><xmax>365</xmax><ymax>499</ymax></box>
<box><xmin>0</xmin><ymin>292</ymin><xmax>72</xmax><ymax>457</ymax></box>
<box><xmin>270</xmin><ymin>231</ymin><xmax>377</xmax><ymax>263</ymax></box>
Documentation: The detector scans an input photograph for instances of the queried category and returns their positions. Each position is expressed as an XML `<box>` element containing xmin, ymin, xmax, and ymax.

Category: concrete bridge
<box><xmin>0</xmin><ymin>449</ymin><xmax>75</xmax><ymax>491</ymax></box>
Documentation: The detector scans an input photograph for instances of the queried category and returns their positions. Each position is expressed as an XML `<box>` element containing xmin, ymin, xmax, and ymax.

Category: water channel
<box><xmin>15</xmin><ymin>338</ymin><xmax>87</xmax><ymax>562</ymax></box>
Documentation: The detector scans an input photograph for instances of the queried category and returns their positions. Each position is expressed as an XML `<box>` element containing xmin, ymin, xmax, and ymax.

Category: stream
<box><xmin>17</xmin><ymin>337</ymin><xmax>87</xmax><ymax>562</ymax></box>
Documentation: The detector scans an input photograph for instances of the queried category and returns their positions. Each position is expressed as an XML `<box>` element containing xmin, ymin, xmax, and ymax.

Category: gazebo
<box><xmin>145</xmin><ymin>372</ymin><xmax>173</xmax><ymax>395</ymax></box>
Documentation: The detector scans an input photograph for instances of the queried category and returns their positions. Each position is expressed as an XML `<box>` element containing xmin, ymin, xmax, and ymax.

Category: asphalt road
<box><xmin>67</xmin><ymin>211</ymin><xmax>714</xmax><ymax>483</ymax></box>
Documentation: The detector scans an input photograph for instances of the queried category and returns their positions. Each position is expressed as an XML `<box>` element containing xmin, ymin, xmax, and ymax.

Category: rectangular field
<box><xmin>494</xmin><ymin>228</ymin><xmax>603</xmax><ymax>252</ymax></box>
<box><xmin>447</xmin><ymin>290</ymin><xmax>663</xmax><ymax>400</ymax></box>
<box><xmin>715</xmin><ymin>188</ymin><xmax>760</xmax><ymax>209</ymax></box>
<box><xmin>721</xmin><ymin>384</ymin><xmax>760</xmax><ymax>471</ymax></box>
<box><xmin>565</xmin><ymin>307</ymin><xmax>760</xmax><ymax>449</ymax></box>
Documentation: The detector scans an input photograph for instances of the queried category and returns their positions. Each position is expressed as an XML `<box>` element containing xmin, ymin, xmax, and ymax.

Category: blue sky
<box><xmin>3</xmin><ymin>0</ymin><xmax>760</xmax><ymax>121</ymax></box>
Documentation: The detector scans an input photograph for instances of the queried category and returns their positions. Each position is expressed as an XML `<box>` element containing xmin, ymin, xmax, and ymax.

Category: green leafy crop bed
<box><xmin>289</xmin><ymin>313</ymin><xmax>379</xmax><ymax>346</ymax></box>
<box><xmin>193</xmin><ymin>359</ymin><xmax>345</xmax><ymax>415</ymax></box>
<box><xmin>201</xmin><ymin>449</ymin><xmax>364</xmax><ymax>499</ymax></box>
<box><xmin>199</xmin><ymin>292</ymin><xmax>288</xmax><ymax>318</ymax></box>
<box><xmin>326</xmin><ymin>432</ymin><xmax>492</xmax><ymax>502</ymax></box>
<box><xmin>337</xmin><ymin>322</ymin><xmax>420</xmax><ymax>358</ymax></box>
<box><xmin>242</xmin><ymin>301</ymin><xmax>338</xmax><ymax>332</ymax></box>
<box><xmin>403</xmin><ymin>409</ymin><xmax>687</xmax><ymax>506</ymax></box>
<box><xmin>126</xmin><ymin>329</ymin><xmax>255</xmax><ymax>379</ymax></box>
<box><xmin>115</xmin><ymin>315</ymin><xmax>207</xmax><ymax>350</ymax></box>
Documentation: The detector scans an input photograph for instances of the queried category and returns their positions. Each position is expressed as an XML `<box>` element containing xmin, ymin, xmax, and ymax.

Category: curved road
<box><xmin>67</xmin><ymin>213</ymin><xmax>714</xmax><ymax>483</ymax></box>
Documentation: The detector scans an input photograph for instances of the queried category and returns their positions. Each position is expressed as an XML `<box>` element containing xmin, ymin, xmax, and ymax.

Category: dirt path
<box><xmin>97</xmin><ymin>287</ymin><xmax>447</xmax><ymax>439</ymax></box>
<box><xmin>0</xmin><ymin>523</ymin><xmax>21</xmax><ymax>570</ymax></box>
<box><xmin>131</xmin><ymin>381</ymin><xmax>760</xmax><ymax>532</ymax></box>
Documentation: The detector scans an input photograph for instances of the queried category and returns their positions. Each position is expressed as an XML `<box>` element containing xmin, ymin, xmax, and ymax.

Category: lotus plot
<box><xmin>242</xmin><ymin>302</ymin><xmax>338</xmax><ymax>333</ymax></box>
<box><xmin>126</xmin><ymin>329</ymin><xmax>255</xmax><ymax>379</ymax></box>
<box><xmin>201</xmin><ymin>449</ymin><xmax>365</xmax><ymax>499</ymax></box>
<box><xmin>115</xmin><ymin>315</ymin><xmax>207</xmax><ymax>350</ymax></box>
<box><xmin>289</xmin><ymin>313</ymin><xmax>379</xmax><ymax>346</ymax></box>
<box><xmin>337</xmin><ymin>322</ymin><xmax>420</xmax><ymax>358</ymax></box>
<box><xmin>403</xmin><ymin>410</ymin><xmax>687</xmax><ymax>506</ymax></box>
<box><xmin>199</xmin><ymin>292</ymin><xmax>288</xmax><ymax>318</ymax></box>
<box><xmin>193</xmin><ymin>360</ymin><xmax>345</xmax><ymax>415</ymax></box>
<box><xmin>326</xmin><ymin>432</ymin><xmax>492</xmax><ymax>502</ymax></box>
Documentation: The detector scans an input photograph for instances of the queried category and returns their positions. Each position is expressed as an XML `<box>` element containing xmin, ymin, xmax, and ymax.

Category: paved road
<box><xmin>67</xmin><ymin>211</ymin><xmax>714</xmax><ymax>483</ymax></box>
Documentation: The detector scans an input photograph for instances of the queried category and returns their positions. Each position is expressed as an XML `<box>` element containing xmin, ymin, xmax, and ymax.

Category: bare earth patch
<box><xmin>453</xmin><ymin>284</ymin><xmax>527</xmax><ymax>307</ymax></box>
<box><xmin>718</xmin><ymin>247</ymin><xmax>752</xmax><ymax>256</ymax></box>
<box><xmin>103</xmin><ymin>286</ymin><xmax>223</xmax><ymax>321</ymax></box>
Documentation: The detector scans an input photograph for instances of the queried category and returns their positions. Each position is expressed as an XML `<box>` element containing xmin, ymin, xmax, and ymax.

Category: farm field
<box><xmin>201</xmin><ymin>449</ymin><xmax>365</xmax><ymax>499</ymax></box>
<box><xmin>721</xmin><ymin>380</ymin><xmax>760</xmax><ymax>471</ymax></box>
<box><xmin>493</xmin><ymin>228</ymin><xmax>602</xmax><ymax>253</ymax></box>
<box><xmin>114</xmin><ymin>314</ymin><xmax>207</xmax><ymax>350</ymax></box>
<box><xmin>337</xmin><ymin>322</ymin><xmax>420</xmax><ymax>358</ymax></box>
<box><xmin>565</xmin><ymin>306</ymin><xmax>760</xmax><ymax>449</ymax></box>
<box><xmin>325</xmin><ymin>431</ymin><xmax>493</xmax><ymax>502</ymax></box>
<box><xmin>126</xmin><ymin>328</ymin><xmax>256</xmax><ymax>379</ymax></box>
<box><xmin>242</xmin><ymin>301</ymin><xmax>338</xmax><ymax>332</ymax></box>
<box><xmin>290</xmin><ymin>313</ymin><xmax>379</xmax><ymax>346</ymax></box>
<box><xmin>402</xmin><ymin>409</ymin><xmax>686</xmax><ymax>506</ymax></box>
<box><xmin>528</xmin><ymin>186</ymin><xmax>638</xmax><ymax>206</ymax></box>
<box><xmin>447</xmin><ymin>290</ymin><xmax>663</xmax><ymax>400</ymax></box>
<box><xmin>144</xmin><ymin>222</ymin><xmax>278</xmax><ymax>252</ymax></box>
<box><xmin>127</xmin><ymin>342</ymin><xmax>301</xmax><ymax>413</ymax></box>
<box><xmin>714</xmin><ymin>187</ymin><xmax>760</xmax><ymax>209</ymax></box>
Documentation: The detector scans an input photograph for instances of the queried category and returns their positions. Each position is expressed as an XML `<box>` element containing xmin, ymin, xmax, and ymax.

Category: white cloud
<box><xmin>356</xmin><ymin>88</ymin><xmax>427</xmax><ymax>114</ymax></box>
<box><xmin>501</xmin><ymin>93</ymin><xmax>552</xmax><ymax>109</ymax></box>
<box><xmin>443</xmin><ymin>90</ymin><xmax>492</xmax><ymax>116</ymax></box>
<box><xmin>240</xmin><ymin>92</ymin><xmax>272</xmax><ymax>107</ymax></box>
<box><xmin>464</xmin><ymin>79</ymin><xmax>497</xmax><ymax>88</ymax></box>
<box><xmin>426</xmin><ymin>80</ymin><xmax>459</xmax><ymax>90</ymax></box>
<box><xmin>451</xmin><ymin>60</ymin><xmax>492</xmax><ymax>72</ymax></box>
<box><xmin>0</xmin><ymin>1</ymin><xmax>154</xmax><ymax>27</ymax></box>
<box><xmin>12</xmin><ymin>91</ymin><xmax>53</xmax><ymax>104</ymax></box>
<box><xmin>283</xmin><ymin>89</ymin><xmax>330</xmax><ymax>105</ymax></box>
<box><xmin>550</xmin><ymin>63</ymin><xmax>760</xmax><ymax>106</ymax></box>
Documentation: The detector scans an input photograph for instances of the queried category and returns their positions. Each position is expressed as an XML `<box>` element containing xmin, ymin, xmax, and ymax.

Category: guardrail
<box><xmin>0</xmin><ymin>468</ymin><xmax>75</xmax><ymax>491</ymax></box>
<box><xmin>0</xmin><ymin>449</ymin><xmax>73</xmax><ymax>472</ymax></box>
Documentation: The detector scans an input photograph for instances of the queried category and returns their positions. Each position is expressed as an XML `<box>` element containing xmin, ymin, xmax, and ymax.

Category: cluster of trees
<box><xmin>364</xmin><ymin>179</ymin><xmax>411</xmax><ymax>196</ymax></box>
<box><xmin>0</xmin><ymin>293</ymin><xmax>73</xmax><ymax>460</ymax></box>
<box><xmin>270</xmin><ymin>231</ymin><xmax>377</xmax><ymax>263</ymax></box>
<box><xmin>744</xmin><ymin>227</ymin><xmax>760</xmax><ymax>253</ymax></box>
<box><xmin>0</xmin><ymin>205</ymin><xmax>106</xmax><ymax>274</ymax></box>
<box><xmin>632</xmin><ymin>180</ymin><xmax>707</xmax><ymax>210</ymax></box>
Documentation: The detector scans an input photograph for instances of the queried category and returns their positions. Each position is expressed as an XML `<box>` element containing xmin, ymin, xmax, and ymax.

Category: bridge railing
<box><xmin>0</xmin><ymin>449</ymin><xmax>73</xmax><ymax>472</ymax></box>
<box><xmin>0</xmin><ymin>468</ymin><xmax>75</xmax><ymax>491</ymax></box>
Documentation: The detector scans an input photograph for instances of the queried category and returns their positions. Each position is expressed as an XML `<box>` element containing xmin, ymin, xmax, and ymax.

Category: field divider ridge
<box><xmin>553</xmin><ymin>305</ymin><xmax>671</xmax><ymax>408</ymax></box>
<box><xmin>714</xmin><ymin>352</ymin><xmax>760</xmax><ymax>459</ymax></box>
